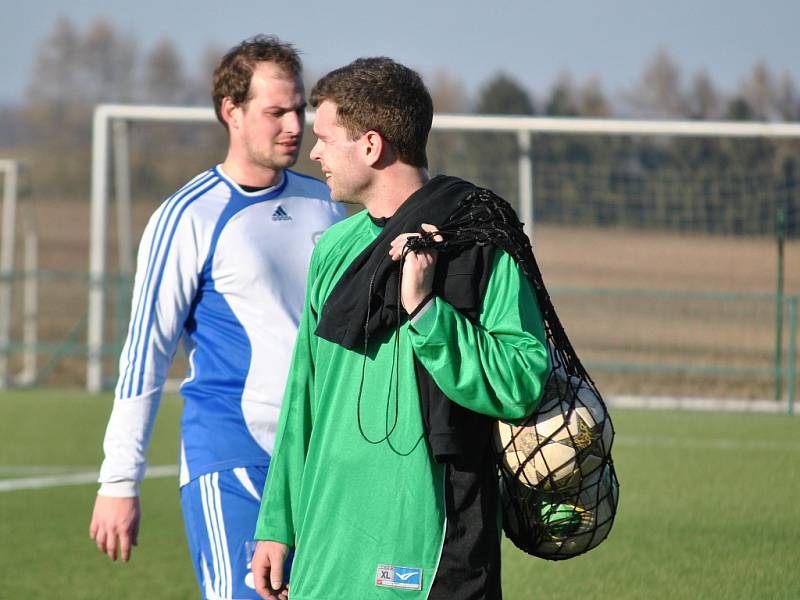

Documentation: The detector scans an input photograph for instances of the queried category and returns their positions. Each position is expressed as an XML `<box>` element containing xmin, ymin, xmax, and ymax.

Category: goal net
<box><xmin>67</xmin><ymin>106</ymin><xmax>800</xmax><ymax>412</ymax></box>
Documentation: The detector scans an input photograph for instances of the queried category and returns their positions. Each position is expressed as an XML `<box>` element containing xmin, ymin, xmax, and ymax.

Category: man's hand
<box><xmin>252</xmin><ymin>540</ymin><xmax>290</xmax><ymax>600</ymax></box>
<box><xmin>89</xmin><ymin>495</ymin><xmax>141</xmax><ymax>562</ymax></box>
<box><xmin>389</xmin><ymin>223</ymin><xmax>443</xmax><ymax>313</ymax></box>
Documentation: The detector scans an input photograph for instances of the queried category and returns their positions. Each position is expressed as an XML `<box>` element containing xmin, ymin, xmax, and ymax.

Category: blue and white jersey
<box><xmin>98</xmin><ymin>166</ymin><xmax>345</xmax><ymax>495</ymax></box>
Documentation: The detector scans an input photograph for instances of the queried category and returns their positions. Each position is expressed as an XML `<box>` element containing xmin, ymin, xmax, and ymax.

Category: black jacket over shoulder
<box><xmin>315</xmin><ymin>174</ymin><xmax>497</xmax><ymax>462</ymax></box>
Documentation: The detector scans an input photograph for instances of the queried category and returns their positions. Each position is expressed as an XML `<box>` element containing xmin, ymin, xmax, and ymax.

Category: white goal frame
<box><xmin>0</xmin><ymin>159</ymin><xmax>19</xmax><ymax>387</ymax></box>
<box><xmin>0</xmin><ymin>159</ymin><xmax>37</xmax><ymax>388</ymax></box>
<box><xmin>88</xmin><ymin>104</ymin><xmax>800</xmax><ymax>398</ymax></box>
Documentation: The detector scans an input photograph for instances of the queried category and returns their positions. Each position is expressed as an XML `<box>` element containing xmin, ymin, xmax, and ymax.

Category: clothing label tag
<box><xmin>245</xmin><ymin>540</ymin><xmax>258</xmax><ymax>564</ymax></box>
<box><xmin>375</xmin><ymin>564</ymin><xmax>423</xmax><ymax>590</ymax></box>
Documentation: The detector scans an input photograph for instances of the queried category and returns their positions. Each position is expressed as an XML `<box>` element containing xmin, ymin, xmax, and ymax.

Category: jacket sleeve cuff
<box><xmin>409</xmin><ymin>296</ymin><xmax>438</xmax><ymax>332</ymax></box>
<box><xmin>98</xmin><ymin>480</ymin><xmax>140</xmax><ymax>497</ymax></box>
<box><xmin>254</xmin><ymin>524</ymin><xmax>295</xmax><ymax>546</ymax></box>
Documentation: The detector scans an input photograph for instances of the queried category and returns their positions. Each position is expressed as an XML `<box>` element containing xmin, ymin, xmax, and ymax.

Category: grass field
<box><xmin>1</xmin><ymin>389</ymin><xmax>799</xmax><ymax>599</ymax></box>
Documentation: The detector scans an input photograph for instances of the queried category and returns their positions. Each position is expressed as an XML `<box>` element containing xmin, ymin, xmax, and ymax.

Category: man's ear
<box><xmin>221</xmin><ymin>97</ymin><xmax>240</xmax><ymax>130</ymax></box>
<box><xmin>362</xmin><ymin>130</ymin><xmax>385</xmax><ymax>167</ymax></box>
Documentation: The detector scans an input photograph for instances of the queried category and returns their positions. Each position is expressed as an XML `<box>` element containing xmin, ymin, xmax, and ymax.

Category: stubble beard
<box><xmin>247</xmin><ymin>139</ymin><xmax>300</xmax><ymax>174</ymax></box>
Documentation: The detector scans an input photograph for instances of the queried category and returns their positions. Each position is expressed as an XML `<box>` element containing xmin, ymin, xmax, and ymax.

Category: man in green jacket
<box><xmin>251</xmin><ymin>57</ymin><xmax>550</xmax><ymax>600</ymax></box>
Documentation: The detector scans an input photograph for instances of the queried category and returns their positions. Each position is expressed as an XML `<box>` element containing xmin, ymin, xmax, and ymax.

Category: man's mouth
<box><xmin>279</xmin><ymin>140</ymin><xmax>300</xmax><ymax>151</ymax></box>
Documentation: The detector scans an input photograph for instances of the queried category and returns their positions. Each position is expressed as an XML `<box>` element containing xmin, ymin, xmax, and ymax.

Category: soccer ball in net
<box><xmin>494</xmin><ymin>373</ymin><xmax>613</xmax><ymax>492</ymax></box>
<box><xmin>502</xmin><ymin>461</ymin><xmax>619</xmax><ymax>560</ymax></box>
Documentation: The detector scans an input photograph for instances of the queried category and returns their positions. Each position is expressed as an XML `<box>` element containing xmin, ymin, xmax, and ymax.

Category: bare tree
<box><xmin>181</xmin><ymin>44</ymin><xmax>225</xmax><ymax>106</ymax></box>
<box><xmin>144</xmin><ymin>38</ymin><xmax>187</xmax><ymax>104</ymax></box>
<box><xmin>27</xmin><ymin>16</ymin><xmax>137</xmax><ymax>106</ymax></box>
<box><xmin>22</xmin><ymin>16</ymin><xmax>137</xmax><ymax>195</ymax></box>
<box><xmin>775</xmin><ymin>71</ymin><xmax>799</xmax><ymax>121</ymax></box>
<box><xmin>626</xmin><ymin>48</ymin><xmax>687</xmax><ymax>118</ymax></box>
<box><xmin>425</xmin><ymin>68</ymin><xmax>469</xmax><ymax>180</ymax></box>
<box><xmin>428</xmin><ymin>68</ymin><xmax>469</xmax><ymax>113</ymax></box>
<box><xmin>739</xmin><ymin>61</ymin><xmax>775</xmax><ymax>120</ymax></box>
<box><xmin>686</xmin><ymin>70</ymin><xmax>721</xmax><ymax>120</ymax></box>
<box><xmin>578</xmin><ymin>76</ymin><xmax>611</xmax><ymax>117</ymax></box>
<box><xmin>80</xmin><ymin>18</ymin><xmax>137</xmax><ymax>103</ymax></box>
<box><xmin>545</xmin><ymin>71</ymin><xmax>578</xmax><ymax>117</ymax></box>
<box><xmin>27</xmin><ymin>16</ymin><xmax>82</xmax><ymax>105</ymax></box>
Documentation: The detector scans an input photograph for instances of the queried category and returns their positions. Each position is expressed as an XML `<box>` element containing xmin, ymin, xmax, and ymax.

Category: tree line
<box><xmin>1</xmin><ymin>16</ymin><xmax>798</xmax><ymax>237</ymax></box>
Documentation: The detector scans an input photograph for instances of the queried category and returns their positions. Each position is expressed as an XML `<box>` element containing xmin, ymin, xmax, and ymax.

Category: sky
<box><xmin>1</xmin><ymin>0</ymin><xmax>797</xmax><ymax>107</ymax></box>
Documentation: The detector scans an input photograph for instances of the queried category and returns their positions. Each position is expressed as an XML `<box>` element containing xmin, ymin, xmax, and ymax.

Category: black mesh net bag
<box><xmin>407</xmin><ymin>186</ymin><xmax>619</xmax><ymax>560</ymax></box>
<box><xmin>494</xmin><ymin>361</ymin><xmax>619</xmax><ymax>559</ymax></box>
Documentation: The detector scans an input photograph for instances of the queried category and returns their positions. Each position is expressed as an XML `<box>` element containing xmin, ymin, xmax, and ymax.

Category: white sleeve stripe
<box><xmin>118</xmin><ymin>171</ymin><xmax>216</xmax><ymax>397</ymax></box>
<box><xmin>129</xmin><ymin>178</ymin><xmax>217</xmax><ymax>397</ymax></box>
<box><xmin>119</xmin><ymin>172</ymin><xmax>220</xmax><ymax>398</ymax></box>
<box><xmin>122</xmin><ymin>172</ymin><xmax>219</xmax><ymax>397</ymax></box>
<box><xmin>119</xmin><ymin>171</ymin><xmax>216</xmax><ymax>396</ymax></box>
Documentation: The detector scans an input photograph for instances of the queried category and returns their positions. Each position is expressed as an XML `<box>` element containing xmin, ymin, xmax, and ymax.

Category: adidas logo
<box><xmin>271</xmin><ymin>206</ymin><xmax>292</xmax><ymax>221</ymax></box>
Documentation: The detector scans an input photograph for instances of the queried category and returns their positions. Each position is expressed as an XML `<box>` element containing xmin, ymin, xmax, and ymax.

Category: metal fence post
<box><xmin>774</xmin><ymin>203</ymin><xmax>785</xmax><ymax>402</ymax></box>
<box><xmin>787</xmin><ymin>296</ymin><xmax>797</xmax><ymax>415</ymax></box>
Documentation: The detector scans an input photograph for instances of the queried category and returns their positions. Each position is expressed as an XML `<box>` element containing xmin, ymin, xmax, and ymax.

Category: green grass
<box><xmin>0</xmin><ymin>390</ymin><xmax>194</xmax><ymax>598</ymax></box>
<box><xmin>1</xmin><ymin>390</ymin><xmax>799</xmax><ymax>599</ymax></box>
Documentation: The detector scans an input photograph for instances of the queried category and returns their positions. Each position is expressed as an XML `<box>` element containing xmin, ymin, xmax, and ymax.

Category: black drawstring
<box><xmin>355</xmin><ymin>243</ymin><xmax>424</xmax><ymax>456</ymax></box>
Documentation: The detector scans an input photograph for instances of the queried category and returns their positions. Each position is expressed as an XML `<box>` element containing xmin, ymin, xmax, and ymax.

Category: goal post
<box><xmin>87</xmin><ymin>104</ymin><xmax>800</xmax><ymax>412</ymax></box>
<box><xmin>0</xmin><ymin>159</ymin><xmax>19</xmax><ymax>387</ymax></box>
<box><xmin>87</xmin><ymin>105</ymin><xmax>216</xmax><ymax>392</ymax></box>
<box><xmin>0</xmin><ymin>159</ymin><xmax>38</xmax><ymax>389</ymax></box>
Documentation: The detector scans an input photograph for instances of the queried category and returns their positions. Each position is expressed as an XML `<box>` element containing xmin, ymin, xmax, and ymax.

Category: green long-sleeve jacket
<box><xmin>255</xmin><ymin>210</ymin><xmax>549</xmax><ymax>599</ymax></box>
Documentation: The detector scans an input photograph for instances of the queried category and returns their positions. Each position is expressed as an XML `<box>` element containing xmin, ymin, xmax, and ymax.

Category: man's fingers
<box><xmin>269</xmin><ymin>556</ymin><xmax>284</xmax><ymax>592</ymax></box>
<box><xmin>253</xmin><ymin>546</ymin><xmax>276</xmax><ymax>600</ymax></box>
<box><xmin>130</xmin><ymin>515</ymin><xmax>140</xmax><ymax>547</ymax></box>
<box><xmin>389</xmin><ymin>233</ymin><xmax>418</xmax><ymax>260</ymax></box>
<box><xmin>421</xmin><ymin>223</ymin><xmax>443</xmax><ymax>243</ymax></box>
<box><xmin>105</xmin><ymin>531</ymin><xmax>118</xmax><ymax>561</ymax></box>
<box><xmin>119</xmin><ymin>531</ymin><xmax>132</xmax><ymax>562</ymax></box>
<box><xmin>93</xmin><ymin>527</ymin><xmax>107</xmax><ymax>553</ymax></box>
<box><xmin>252</xmin><ymin>541</ymin><xmax>289</xmax><ymax>600</ymax></box>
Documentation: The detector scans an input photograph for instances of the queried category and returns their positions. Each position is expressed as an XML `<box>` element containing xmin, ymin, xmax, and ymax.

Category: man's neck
<box><xmin>364</xmin><ymin>168</ymin><xmax>430</xmax><ymax>219</ymax></box>
<box><xmin>221</xmin><ymin>156</ymin><xmax>282</xmax><ymax>189</ymax></box>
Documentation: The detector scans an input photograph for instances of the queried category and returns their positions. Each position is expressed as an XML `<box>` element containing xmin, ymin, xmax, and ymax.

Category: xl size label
<box><xmin>375</xmin><ymin>564</ymin><xmax>423</xmax><ymax>590</ymax></box>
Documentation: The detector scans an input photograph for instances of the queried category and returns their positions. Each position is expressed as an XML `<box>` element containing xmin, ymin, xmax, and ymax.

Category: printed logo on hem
<box><xmin>375</xmin><ymin>564</ymin><xmax>423</xmax><ymax>591</ymax></box>
<box><xmin>245</xmin><ymin>540</ymin><xmax>257</xmax><ymax>589</ymax></box>
<box><xmin>272</xmin><ymin>206</ymin><xmax>292</xmax><ymax>221</ymax></box>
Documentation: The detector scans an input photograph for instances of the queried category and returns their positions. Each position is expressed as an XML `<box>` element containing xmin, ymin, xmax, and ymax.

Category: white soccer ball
<box><xmin>494</xmin><ymin>373</ymin><xmax>613</xmax><ymax>491</ymax></box>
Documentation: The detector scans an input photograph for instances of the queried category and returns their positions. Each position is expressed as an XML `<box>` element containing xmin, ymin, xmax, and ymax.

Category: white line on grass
<box><xmin>0</xmin><ymin>465</ymin><xmax>178</xmax><ymax>492</ymax></box>
<box><xmin>0</xmin><ymin>465</ymin><xmax>98</xmax><ymax>476</ymax></box>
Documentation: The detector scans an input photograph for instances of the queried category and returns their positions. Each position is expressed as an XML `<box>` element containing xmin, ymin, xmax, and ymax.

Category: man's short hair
<box><xmin>310</xmin><ymin>57</ymin><xmax>433</xmax><ymax>168</ymax></box>
<box><xmin>212</xmin><ymin>34</ymin><xmax>302</xmax><ymax>128</ymax></box>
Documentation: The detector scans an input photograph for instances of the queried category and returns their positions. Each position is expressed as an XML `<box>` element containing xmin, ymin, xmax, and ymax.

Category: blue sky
<box><xmin>1</xmin><ymin>0</ymin><xmax>797</xmax><ymax>107</ymax></box>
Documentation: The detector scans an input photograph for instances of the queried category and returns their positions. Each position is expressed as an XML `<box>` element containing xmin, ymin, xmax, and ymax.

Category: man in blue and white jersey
<box><xmin>89</xmin><ymin>35</ymin><xmax>345</xmax><ymax>599</ymax></box>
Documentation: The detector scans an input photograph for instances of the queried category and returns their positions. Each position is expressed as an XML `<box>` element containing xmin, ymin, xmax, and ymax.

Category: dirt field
<box><xmin>2</xmin><ymin>194</ymin><xmax>799</xmax><ymax>400</ymax></box>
